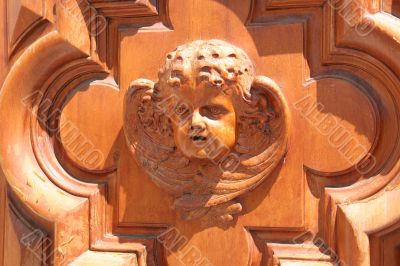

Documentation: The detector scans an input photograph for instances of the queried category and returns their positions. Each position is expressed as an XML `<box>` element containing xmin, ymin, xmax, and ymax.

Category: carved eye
<box><xmin>209</xmin><ymin>106</ymin><xmax>222</xmax><ymax>115</ymax></box>
<box><xmin>200</xmin><ymin>105</ymin><xmax>227</xmax><ymax>119</ymax></box>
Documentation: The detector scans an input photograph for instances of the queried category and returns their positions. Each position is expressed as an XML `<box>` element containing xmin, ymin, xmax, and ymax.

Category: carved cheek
<box><xmin>175</xmin><ymin>121</ymin><xmax>203</xmax><ymax>154</ymax></box>
<box><xmin>207</xmin><ymin>115</ymin><xmax>236</xmax><ymax>149</ymax></box>
<box><xmin>222</xmin><ymin>117</ymin><xmax>237</xmax><ymax>148</ymax></box>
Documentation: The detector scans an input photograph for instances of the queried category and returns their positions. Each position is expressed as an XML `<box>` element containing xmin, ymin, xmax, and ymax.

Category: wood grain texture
<box><xmin>69</xmin><ymin>251</ymin><xmax>138</xmax><ymax>266</ymax></box>
<box><xmin>0</xmin><ymin>0</ymin><xmax>399</xmax><ymax>265</ymax></box>
<box><xmin>0</xmin><ymin>1</ymin><xmax>6</xmax><ymax>264</ymax></box>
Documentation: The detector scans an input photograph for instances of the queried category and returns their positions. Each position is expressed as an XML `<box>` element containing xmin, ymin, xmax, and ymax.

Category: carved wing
<box><xmin>124</xmin><ymin>77</ymin><xmax>290</xmax><ymax>221</ymax></box>
<box><xmin>124</xmin><ymin>79</ymin><xmax>199</xmax><ymax>195</ymax></box>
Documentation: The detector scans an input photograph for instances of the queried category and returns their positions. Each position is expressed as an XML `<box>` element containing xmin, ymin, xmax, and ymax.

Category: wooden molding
<box><xmin>88</xmin><ymin>0</ymin><xmax>158</xmax><ymax>18</ymax></box>
<box><xmin>6</xmin><ymin>0</ymin><xmax>48</xmax><ymax>58</ymax></box>
<box><xmin>0</xmin><ymin>0</ymin><xmax>400</xmax><ymax>265</ymax></box>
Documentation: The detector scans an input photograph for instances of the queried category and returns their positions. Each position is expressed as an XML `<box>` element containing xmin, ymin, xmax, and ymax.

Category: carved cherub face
<box><xmin>156</xmin><ymin>40</ymin><xmax>255</xmax><ymax>160</ymax></box>
<box><xmin>124</xmin><ymin>40</ymin><xmax>289</xmax><ymax>223</ymax></box>
<box><xmin>172</xmin><ymin>85</ymin><xmax>236</xmax><ymax>159</ymax></box>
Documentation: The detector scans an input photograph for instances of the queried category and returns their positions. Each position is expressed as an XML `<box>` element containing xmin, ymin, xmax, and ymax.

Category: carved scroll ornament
<box><xmin>124</xmin><ymin>40</ymin><xmax>290</xmax><ymax>223</ymax></box>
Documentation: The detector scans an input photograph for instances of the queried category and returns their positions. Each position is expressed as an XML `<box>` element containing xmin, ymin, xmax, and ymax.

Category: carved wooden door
<box><xmin>1</xmin><ymin>0</ymin><xmax>400</xmax><ymax>265</ymax></box>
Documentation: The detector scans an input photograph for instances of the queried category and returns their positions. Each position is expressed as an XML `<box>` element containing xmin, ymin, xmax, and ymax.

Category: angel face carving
<box><xmin>172</xmin><ymin>88</ymin><xmax>236</xmax><ymax>160</ymax></box>
<box><xmin>157</xmin><ymin>40</ymin><xmax>256</xmax><ymax>162</ymax></box>
<box><xmin>124</xmin><ymin>40</ymin><xmax>290</xmax><ymax>223</ymax></box>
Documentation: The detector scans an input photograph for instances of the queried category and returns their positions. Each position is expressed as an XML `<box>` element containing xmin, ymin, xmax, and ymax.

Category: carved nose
<box><xmin>191</xmin><ymin>123</ymin><xmax>206</xmax><ymax>132</ymax></box>
<box><xmin>190</xmin><ymin>112</ymin><xmax>206</xmax><ymax>132</ymax></box>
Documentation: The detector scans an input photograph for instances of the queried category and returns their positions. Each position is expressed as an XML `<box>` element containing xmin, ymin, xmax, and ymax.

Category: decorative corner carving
<box><xmin>6</xmin><ymin>0</ymin><xmax>47</xmax><ymax>58</ymax></box>
<box><xmin>123</xmin><ymin>40</ymin><xmax>290</xmax><ymax>223</ymax></box>
<box><xmin>87</xmin><ymin>0</ymin><xmax>158</xmax><ymax>17</ymax></box>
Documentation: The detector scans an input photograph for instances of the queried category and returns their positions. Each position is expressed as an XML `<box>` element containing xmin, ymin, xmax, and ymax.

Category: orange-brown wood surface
<box><xmin>0</xmin><ymin>0</ymin><xmax>400</xmax><ymax>265</ymax></box>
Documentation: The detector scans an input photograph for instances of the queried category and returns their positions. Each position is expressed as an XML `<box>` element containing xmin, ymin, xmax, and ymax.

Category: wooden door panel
<box><xmin>0</xmin><ymin>0</ymin><xmax>400</xmax><ymax>265</ymax></box>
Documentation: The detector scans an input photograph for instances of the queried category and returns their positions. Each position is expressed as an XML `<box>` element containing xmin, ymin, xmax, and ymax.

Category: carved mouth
<box><xmin>191</xmin><ymin>135</ymin><xmax>207</xmax><ymax>142</ymax></box>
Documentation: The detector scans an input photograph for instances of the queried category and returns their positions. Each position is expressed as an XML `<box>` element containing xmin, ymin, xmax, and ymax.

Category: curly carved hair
<box><xmin>157</xmin><ymin>40</ymin><xmax>255</xmax><ymax>100</ymax></box>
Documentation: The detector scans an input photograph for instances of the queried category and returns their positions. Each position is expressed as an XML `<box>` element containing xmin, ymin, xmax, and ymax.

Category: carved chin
<box><xmin>177</xmin><ymin>141</ymin><xmax>210</xmax><ymax>160</ymax></box>
<box><xmin>190</xmin><ymin>148</ymin><xmax>209</xmax><ymax>159</ymax></box>
<box><xmin>177</xmin><ymin>137</ymin><xmax>236</xmax><ymax>161</ymax></box>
